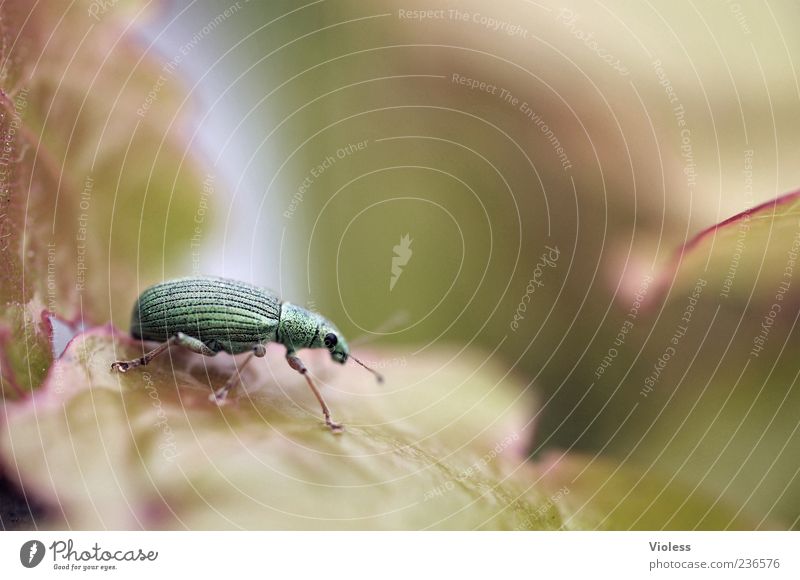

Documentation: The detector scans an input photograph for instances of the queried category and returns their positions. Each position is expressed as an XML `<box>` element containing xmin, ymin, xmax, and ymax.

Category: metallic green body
<box><xmin>131</xmin><ymin>276</ymin><xmax>349</xmax><ymax>361</ymax></box>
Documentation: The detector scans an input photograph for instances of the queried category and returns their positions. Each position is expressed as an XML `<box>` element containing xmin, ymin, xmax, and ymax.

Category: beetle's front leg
<box><xmin>209</xmin><ymin>344</ymin><xmax>265</xmax><ymax>405</ymax></box>
<box><xmin>286</xmin><ymin>352</ymin><xmax>343</xmax><ymax>433</ymax></box>
<box><xmin>111</xmin><ymin>332</ymin><xmax>216</xmax><ymax>373</ymax></box>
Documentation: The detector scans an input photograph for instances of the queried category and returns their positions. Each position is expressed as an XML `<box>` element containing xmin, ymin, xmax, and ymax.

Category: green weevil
<box><xmin>110</xmin><ymin>275</ymin><xmax>382</xmax><ymax>432</ymax></box>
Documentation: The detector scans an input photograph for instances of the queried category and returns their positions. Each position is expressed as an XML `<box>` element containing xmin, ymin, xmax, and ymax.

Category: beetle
<box><xmin>110</xmin><ymin>276</ymin><xmax>382</xmax><ymax>432</ymax></box>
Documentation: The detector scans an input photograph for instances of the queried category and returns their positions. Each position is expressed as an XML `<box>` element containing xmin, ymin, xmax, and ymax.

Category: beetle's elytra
<box><xmin>111</xmin><ymin>276</ymin><xmax>382</xmax><ymax>432</ymax></box>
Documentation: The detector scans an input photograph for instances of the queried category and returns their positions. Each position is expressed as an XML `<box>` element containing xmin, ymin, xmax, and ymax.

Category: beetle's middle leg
<box><xmin>210</xmin><ymin>344</ymin><xmax>265</xmax><ymax>404</ymax></box>
<box><xmin>111</xmin><ymin>332</ymin><xmax>216</xmax><ymax>373</ymax></box>
<box><xmin>286</xmin><ymin>352</ymin><xmax>343</xmax><ymax>433</ymax></box>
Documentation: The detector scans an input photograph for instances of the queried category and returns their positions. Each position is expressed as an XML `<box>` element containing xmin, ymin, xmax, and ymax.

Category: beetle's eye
<box><xmin>324</xmin><ymin>333</ymin><xmax>338</xmax><ymax>348</ymax></box>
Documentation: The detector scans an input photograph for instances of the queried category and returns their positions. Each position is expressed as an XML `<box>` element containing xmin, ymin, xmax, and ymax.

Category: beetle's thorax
<box><xmin>277</xmin><ymin>303</ymin><xmax>322</xmax><ymax>351</ymax></box>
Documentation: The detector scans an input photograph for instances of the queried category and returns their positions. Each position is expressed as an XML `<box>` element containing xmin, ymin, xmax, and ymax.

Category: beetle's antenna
<box><xmin>350</xmin><ymin>355</ymin><xmax>384</xmax><ymax>383</ymax></box>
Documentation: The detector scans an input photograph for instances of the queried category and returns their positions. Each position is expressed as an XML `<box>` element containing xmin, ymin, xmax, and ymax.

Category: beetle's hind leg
<box><xmin>111</xmin><ymin>332</ymin><xmax>216</xmax><ymax>373</ymax></box>
<box><xmin>174</xmin><ymin>332</ymin><xmax>218</xmax><ymax>356</ymax></box>
<box><xmin>111</xmin><ymin>337</ymin><xmax>174</xmax><ymax>373</ymax></box>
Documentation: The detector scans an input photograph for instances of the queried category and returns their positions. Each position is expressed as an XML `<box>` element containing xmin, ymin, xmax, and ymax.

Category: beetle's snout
<box><xmin>332</xmin><ymin>350</ymin><xmax>348</xmax><ymax>364</ymax></box>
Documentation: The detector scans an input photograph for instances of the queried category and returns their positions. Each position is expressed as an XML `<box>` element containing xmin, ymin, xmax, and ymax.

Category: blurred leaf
<box><xmin>0</xmin><ymin>328</ymin><xmax>549</xmax><ymax>529</ymax></box>
<box><xmin>0</xmin><ymin>1</ymin><xmax>210</xmax><ymax>395</ymax></box>
<box><xmin>536</xmin><ymin>452</ymin><xmax>767</xmax><ymax>530</ymax></box>
<box><xmin>650</xmin><ymin>189</ymin><xmax>800</xmax><ymax>304</ymax></box>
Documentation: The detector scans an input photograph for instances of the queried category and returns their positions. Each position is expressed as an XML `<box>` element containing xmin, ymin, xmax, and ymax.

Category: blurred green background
<box><xmin>146</xmin><ymin>0</ymin><xmax>800</xmax><ymax>527</ymax></box>
<box><xmin>147</xmin><ymin>0</ymin><xmax>800</xmax><ymax>527</ymax></box>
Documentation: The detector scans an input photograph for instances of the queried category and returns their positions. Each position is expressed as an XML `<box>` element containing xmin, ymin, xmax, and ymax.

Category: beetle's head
<box><xmin>320</xmin><ymin>323</ymin><xmax>349</xmax><ymax>364</ymax></box>
<box><xmin>316</xmin><ymin>315</ymin><xmax>383</xmax><ymax>383</ymax></box>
